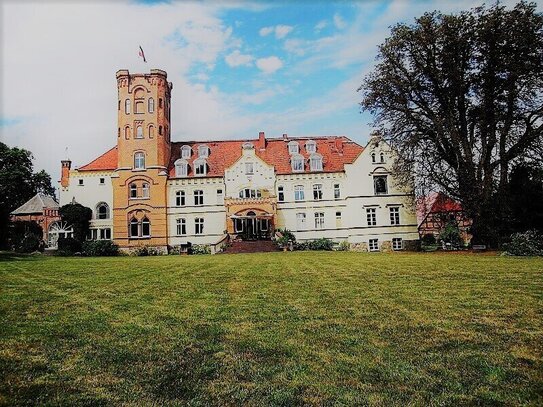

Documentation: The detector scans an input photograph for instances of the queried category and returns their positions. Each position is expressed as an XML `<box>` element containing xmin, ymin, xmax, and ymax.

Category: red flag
<box><xmin>139</xmin><ymin>46</ymin><xmax>147</xmax><ymax>63</ymax></box>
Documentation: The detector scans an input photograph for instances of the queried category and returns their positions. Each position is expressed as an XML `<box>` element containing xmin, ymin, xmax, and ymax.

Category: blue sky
<box><xmin>0</xmin><ymin>0</ymin><xmax>528</xmax><ymax>182</ymax></box>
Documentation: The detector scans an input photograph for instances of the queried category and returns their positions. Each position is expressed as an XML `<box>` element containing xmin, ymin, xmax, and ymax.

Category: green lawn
<box><xmin>0</xmin><ymin>252</ymin><xmax>542</xmax><ymax>406</ymax></box>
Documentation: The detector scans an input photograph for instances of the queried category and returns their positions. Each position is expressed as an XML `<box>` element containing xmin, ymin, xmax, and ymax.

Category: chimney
<box><xmin>258</xmin><ymin>131</ymin><xmax>266</xmax><ymax>149</ymax></box>
<box><xmin>61</xmin><ymin>160</ymin><xmax>71</xmax><ymax>188</ymax></box>
<box><xmin>282</xmin><ymin>133</ymin><xmax>288</xmax><ymax>141</ymax></box>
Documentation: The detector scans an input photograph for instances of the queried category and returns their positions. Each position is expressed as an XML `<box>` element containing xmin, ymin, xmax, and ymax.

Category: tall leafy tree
<box><xmin>359</xmin><ymin>2</ymin><xmax>543</xmax><ymax>245</ymax></box>
<box><xmin>0</xmin><ymin>142</ymin><xmax>56</xmax><ymax>247</ymax></box>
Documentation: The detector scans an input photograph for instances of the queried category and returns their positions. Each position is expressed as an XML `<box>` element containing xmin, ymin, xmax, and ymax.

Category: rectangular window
<box><xmin>292</xmin><ymin>157</ymin><xmax>303</xmax><ymax>172</ymax></box>
<box><xmin>336</xmin><ymin>211</ymin><xmax>342</xmax><ymax>227</ymax></box>
<box><xmin>390</xmin><ymin>207</ymin><xmax>400</xmax><ymax>225</ymax></box>
<box><xmin>195</xmin><ymin>218</ymin><xmax>204</xmax><ymax>234</ymax></box>
<box><xmin>216</xmin><ymin>189</ymin><xmax>223</xmax><ymax>204</ymax></box>
<box><xmin>369</xmin><ymin>239</ymin><xmax>379</xmax><ymax>252</ymax></box>
<box><xmin>176</xmin><ymin>218</ymin><xmax>186</xmax><ymax>236</ymax></box>
<box><xmin>195</xmin><ymin>162</ymin><xmax>206</xmax><ymax>175</ymax></box>
<box><xmin>313</xmin><ymin>184</ymin><xmax>323</xmax><ymax>200</ymax></box>
<box><xmin>294</xmin><ymin>185</ymin><xmax>305</xmax><ymax>201</ymax></box>
<box><xmin>245</xmin><ymin>162</ymin><xmax>254</xmax><ymax>175</ymax></box>
<box><xmin>278</xmin><ymin>186</ymin><xmax>284</xmax><ymax>202</ymax></box>
<box><xmin>142</xmin><ymin>183</ymin><xmax>150</xmax><ymax>198</ymax></box>
<box><xmin>374</xmin><ymin>175</ymin><xmax>388</xmax><ymax>195</ymax></box>
<box><xmin>314</xmin><ymin>212</ymin><xmax>325</xmax><ymax>229</ymax></box>
<box><xmin>366</xmin><ymin>208</ymin><xmax>377</xmax><ymax>226</ymax></box>
<box><xmin>334</xmin><ymin>184</ymin><xmax>341</xmax><ymax>199</ymax></box>
<box><xmin>296</xmin><ymin>212</ymin><xmax>306</xmax><ymax>230</ymax></box>
<box><xmin>176</xmin><ymin>191</ymin><xmax>185</xmax><ymax>207</ymax></box>
<box><xmin>99</xmin><ymin>178</ymin><xmax>105</xmax><ymax>185</ymax></box>
<box><xmin>194</xmin><ymin>190</ymin><xmax>204</xmax><ymax>206</ymax></box>
<box><xmin>392</xmin><ymin>238</ymin><xmax>403</xmax><ymax>251</ymax></box>
<box><xmin>78</xmin><ymin>179</ymin><xmax>83</xmax><ymax>186</ymax></box>
<box><xmin>100</xmin><ymin>228</ymin><xmax>111</xmax><ymax>240</ymax></box>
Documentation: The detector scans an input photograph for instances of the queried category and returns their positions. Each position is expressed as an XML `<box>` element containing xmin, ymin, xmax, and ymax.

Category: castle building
<box><xmin>59</xmin><ymin>69</ymin><xmax>419</xmax><ymax>252</ymax></box>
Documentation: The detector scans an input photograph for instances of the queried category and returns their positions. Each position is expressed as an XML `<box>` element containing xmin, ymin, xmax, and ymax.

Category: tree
<box><xmin>59</xmin><ymin>203</ymin><xmax>92</xmax><ymax>243</ymax></box>
<box><xmin>359</xmin><ymin>2</ymin><xmax>543</xmax><ymax>246</ymax></box>
<box><xmin>0</xmin><ymin>142</ymin><xmax>56</xmax><ymax>248</ymax></box>
<box><xmin>507</xmin><ymin>163</ymin><xmax>543</xmax><ymax>233</ymax></box>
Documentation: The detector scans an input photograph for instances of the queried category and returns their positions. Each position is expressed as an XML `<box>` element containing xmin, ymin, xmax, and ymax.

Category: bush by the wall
<box><xmin>16</xmin><ymin>234</ymin><xmax>41</xmax><ymax>253</ymax></box>
<box><xmin>57</xmin><ymin>237</ymin><xmax>82</xmax><ymax>255</ymax></box>
<box><xmin>132</xmin><ymin>246</ymin><xmax>162</xmax><ymax>256</ymax></box>
<box><xmin>296</xmin><ymin>238</ymin><xmax>335</xmax><ymax>251</ymax></box>
<box><xmin>10</xmin><ymin>221</ymin><xmax>43</xmax><ymax>253</ymax></box>
<box><xmin>336</xmin><ymin>240</ymin><xmax>350</xmax><ymax>251</ymax></box>
<box><xmin>421</xmin><ymin>233</ymin><xmax>436</xmax><ymax>246</ymax></box>
<box><xmin>439</xmin><ymin>222</ymin><xmax>463</xmax><ymax>247</ymax></box>
<box><xmin>275</xmin><ymin>228</ymin><xmax>296</xmax><ymax>248</ymax></box>
<box><xmin>503</xmin><ymin>230</ymin><xmax>543</xmax><ymax>256</ymax></box>
<box><xmin>191</xmin><ymin>244</ymin><xmax>211</xmax><ymax>255</ymax></box>
<box><xmin>82</xmin><ymin>240</ymin><xmax>119</xmax><ymax>256</ymax></box>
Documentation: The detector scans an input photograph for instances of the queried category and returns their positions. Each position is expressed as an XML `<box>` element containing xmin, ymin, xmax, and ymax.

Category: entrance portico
<box><xmin>224</xmin><ymin>196</ymin><xmax>277</xmax><ymax>240</ymax></box>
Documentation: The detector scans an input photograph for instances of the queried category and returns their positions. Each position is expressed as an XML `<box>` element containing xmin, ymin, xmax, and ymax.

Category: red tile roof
<box><xmin>416</xmin><ymin>192</ymin><xmax>463</xmax><ymax>224</ymax></box>
<box><xmin>167</xmin><ymin>136</ymin><xmax>363</xmax><ymax>177</ymax></box>
<box><xmin>78</xmin><ymin>146</ymin><xmax>118</xmax><ymax>171</ymax></box>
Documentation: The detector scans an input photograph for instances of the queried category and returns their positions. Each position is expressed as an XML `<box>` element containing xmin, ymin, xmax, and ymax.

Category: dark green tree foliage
<box><xmin>9</xmin><ymin>221</ymin><xmax>43</xmax><ymax>253</ymax></box>
<box><xmin>59</xmin><ymin>203</ymin><xmax>92</xmax><ymax>243</ymax></box>
<box><xmin>360</xmin><ymin>2</ymin><xmax>543</xmax><ymax>246</ymax></box>
<box><xmin>507</xmin><ymin>163</ymin><xmax>543</xmax><ymax>233</ymax></box>
<box><xmin>0</xmin><ymin>142</ymin><xmax>55</xmax><ymax>248</ymax></box>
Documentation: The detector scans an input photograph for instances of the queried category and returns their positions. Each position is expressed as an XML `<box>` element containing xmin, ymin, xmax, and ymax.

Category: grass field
<box><xmin>0</xmin><ymin>252</ymin><xmax>542</xmax><ymax>406</ymax></box>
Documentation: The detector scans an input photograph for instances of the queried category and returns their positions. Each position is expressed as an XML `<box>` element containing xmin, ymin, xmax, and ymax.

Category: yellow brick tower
<box><xmin>112</xmin><ymin>69</ymin><xmax>172</xmax><ymax>251</ymax></box>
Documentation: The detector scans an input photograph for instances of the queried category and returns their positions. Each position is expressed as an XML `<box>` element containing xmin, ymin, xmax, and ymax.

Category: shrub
<box><xmin>82</xmin><ymin>240</ymin><xmax>119</xmax><ymax>256</ymax></box>
<box><xmin>16</xmin><ymin>234</ymin><xmax>41</xmax><ymax>253</ymax></box>
<box><xmin>336</xmin><ymin>240</ymin><xmax>350</xmax><ymax>251</ymax></box>
<box><xmin>132</xmin><ymin>246</ymin><xmax>162</xmax><ymax>256</ymax></box>
<box><xmin>275</xmin><ymin>228</ymin><xmax>296</xmax><ymax>248</ymax></box>
<box><xmin>57</xmin><ymin>237</ymin><xmax>82</xmax><ymax>254</ymax></box>
<box><xmin>421</xmin><ymin>233</ymin><xmax>436</xmax><ymax>246</ymax></box>
<box><xmin>503</xmin><ymin>230</ymin><xmax>543</xmax><ymax>256</ymax></box>
<box><xmin>308</xmin><ymin>238</ymin><xmax>335</xmax><ymax>251</ymax></box>
<box><xmin>191</xmin><ymin>244</ymin><xmax>211</xmax><ymax>255</ymax></box>
<box><xmin>439</xmin><ymin>222</ymin><xmax>463</xmax><ymax>247</ymax></box>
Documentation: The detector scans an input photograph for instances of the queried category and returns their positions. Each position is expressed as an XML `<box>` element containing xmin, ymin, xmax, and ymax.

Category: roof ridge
<box><xmin>78</xmin><ymin>145</ymin><xmax>117</xmax><ymax>170</ymax></box>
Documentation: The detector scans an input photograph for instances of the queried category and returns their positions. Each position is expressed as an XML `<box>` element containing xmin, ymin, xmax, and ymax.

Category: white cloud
<box><xmin>314</xmin><ymin>20</ymin><xmax>327</xmax><ymax>31</ymax></box>
<box><xmin>225</xmin><ymin>50</ymin><xmax>254</xmax><ymax>67</ymax></box>
<box><xmin>259</xmin><ymin>24</ymin><xmax>293</xmax><ymax>39</ymax></box>
<box><xmin>333</xmin><ymin>13</ymin><xmax>346</xmax><ymax>29</ymax></box>
<box><xmin>256</xmin><ymin>56</ymin><xmax>283</xmax><ymax>74</ymax></box>
<box><xmin>259</xmin><ymin>26</ymin><xmax>274</xmax><ymax>36</ymax></box>
<box><xmin>274</xmin><ymin>25</ymin><xmax>293</xmax><ymax>39</ymax></box>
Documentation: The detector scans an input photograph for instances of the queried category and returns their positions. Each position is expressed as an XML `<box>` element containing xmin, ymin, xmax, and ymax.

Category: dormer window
<box><xmin>305</xmin><ymin>140</ymin><xmax>316</xmax><ymax>153</ymax></box>
<box><xmin>181</xmin><ymin>145</ymin><xmax>192</xmax><ymax>159</ymax></box>
<box><xmin>309</xmin><ymin>153</ymin><xmax>323</xmax><ymax>171</ymax></box>
<box><xmin>288</xmin><ymin>141</ymin><xmax>299</xmax><ymax>154</ymax></box>
<box><xmin>175</xmin><ymin>159</ymin><xmax>189</xmax><ymax>177</ymax></box>
<box><xmin>194</xmin><ymin>158</ymin><xmax>207</xmax><ymax>176</ymax></box>
<box><xmin>198</xmin><ymin>145</ymin><xmax>209</xmax><ymax>158</ymax></box>
<box><xmin>242</xmin><ymin>142</ymin><xmax>254</xmax><ymax>150</ymax></box>
<box><xmin>291</xmin><ymin>154</ymin><xmax>304</xmax><ymax>172</ymax></box>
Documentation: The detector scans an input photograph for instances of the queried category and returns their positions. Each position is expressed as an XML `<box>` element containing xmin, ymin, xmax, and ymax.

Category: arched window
<box><xmin>118</xmin><ymin>100</ymin><xmax>121</xmax><ymax>111</ymax></box>
<box><xmin>129</xmin><ymin>183</ymin><xmax>138</xmax><ymax>199</ymax></box>
<box><xmin>142</xmin><ymin>182</ymin><xmax>150</xmax><ymax>198</ymax></box>
<box><xmin>374</xmin><ymin>175</ymin><xmax>388</xmax><ymax>195</ymax></box>
<box><xmin>149</xmin><ymin>125</ymin><xmax>155</xmax><ymax>138</ymax></box>
<box><xmin>118</xmin><ymin>128</ymin><xmax>120</xmax><ymax>138</ymax></box>
<box><xmin>135</xmin><ymin>101</ymin><xmax>144</xmax><ymax>114</ymax></box>
<box><xmin>309</xmin><ymin>153</ymin><xmax>323</xmax><ymax>171</ymax></box>
<box><xmin>124</xmin><ymin>126</ymin><xmax>130</xmax><ymax>140</ymax></box>
<box><xmin>134</xmin><ymin>152</ymin><xmax>145</xmax><ymax>169</ymax></box>
<box><xmin>198</xmin><ymin>145</ymin><xmax>209</xmax><ymax>157</ymax></box>
<box><xmin>159</xmin><ymin>126</ymin><xmax>163</xmax><ymax>136</ymax></box>
<box><xmin>130</xmin><ymin>217</ymin><xmax>139</xmax><ymax>237</ymax></box>
<box><xmin>148</xmin><ymin>97</ymin><xmax>155</xmax><ymax>113</ymax></box>
<box><xmin>175</xmin><ymin>159</ymin><xmax>188</xmax><ymax>177</ymax></box>
<box><xmin>159</xmin><ymin>98</ymin><xmax>163</xmax><ymax>108</ymax></box>
<box><xmin>136</xmin><ymin>126</ymin><xmax>143</xmax><ymax>139</ymax></box>
<box><xmin>194</xmin><ymin>158</ymin><xmax>207</xmax><ymax>176</ymax></box>
<box><xmin>239</xmin><ymin>189</ymin><xmax>262</xmax><ymax>198</ymax></box>
<box><xmin>291</xmin><ymin>154</ymin><xmax>304</xmax><ymax>172</ymax></box>
<box><xmin>288</xmin><ymin>141</ymin><xmax>299</xmax><ymax>154</ymax></box>
<box><xmin>181</xmin><ymin>145</ymin><xmax>192</xmax><ymax>159</ymax></box>
<box><xmin>380</xmin><ymin>152</ymin><xmax>385</xmax><ymax>163</ymax></box>
<box><xmin>141</xmin><ymin>217</ymin><xmax>150</xmax><ymax>237</ymax></box>
<box><xmin>125</xmin><ymin>99</ymin><xmax>131</xmax><ymax>114</ymax></box>
<box><xmin>96</xmin><ymin>202</ymin><xmax>110</xmax><ymax>219</ymax></box>
<box><xmin>305</xmin><ymin>140</ymin><xmax>316</xmax><ymax>153</ymax></box>
<box><xmin>371</xmin><ymin>152</ymin><xmax>376</xmax><ymax>163</ymax></box>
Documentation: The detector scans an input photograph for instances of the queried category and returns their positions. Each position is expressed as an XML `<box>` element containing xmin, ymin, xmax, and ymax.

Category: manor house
<box><xmin>58</xmin><ymin>69</ymin><xmax>419</xmax><ymax>252</ymax></box>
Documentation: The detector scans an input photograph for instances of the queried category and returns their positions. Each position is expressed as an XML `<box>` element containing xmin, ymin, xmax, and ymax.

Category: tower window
<box><xmin>380</xmin><ymin>152</ymin><xmax>386</xmax><ymax>163</ymax></box>
<box><xmin>125</xmin><ymin>99</ymin><xmax>131</xmax><ymax>114</ymax></box>
<box><xmin>135</xmin><ymin>101</ymin><xmax>144</xmax><ymax>114</ymax></box>
<box><xmin>159</xmin><ymin>98</ymin><xmax>163</xmax><ymax>109</ymax></box>
<box><xmin>149</xmin><ymin>125</ymin><xmax>155</xmax><ymax>138</ymax></box>
<box><xmin>159</xmin><ymin>126</ymin><xmax>163</xmax><ymax>136</ymax></box>
<box><xmin>136</xmin><ymin>126</ymin><xmax>143</xmax><ymax>139</ymax></box>
<box><xmin>148</xmin><ymin>98</ymin><xmax>155</xmax><ymax>113</ymax></box>
<box><xmin>118</xmin><ymin>100</ymin><xmax>121</xmax><ymax>111</ymax></box>
<box><xmin>130</xmin><ymin>217</ymin><xmax>139</xmax><ymax>237</ymax></box>
<box><xmin>124</xmin><ymin>126</ymin><xmax>130</xmax><ymax>139</ymax></box>
<box><xmin>134</xmin><ymin>152</ymin><xmax>145</xmax><ymax>169</ymax></box>
<box><xmin>142</xmin><ymin>182</ymin><xmax>150</xmax><ymax>198</ymax></box>
<box><xmin>141</xmin><ymin>217</ymin><xmax>150</xmax><ymax>237</ymax></box>
<box><xmin>129</xmin><ymin>183</ymin><xmax>137</xmax><ymax>199</ymax></box>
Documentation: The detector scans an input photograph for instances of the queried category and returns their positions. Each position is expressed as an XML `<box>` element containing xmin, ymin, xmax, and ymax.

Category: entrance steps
<box><xmin>221</xmin><ymin>240</ymin><xmax>279</xmax><ymax>254</ymax></box>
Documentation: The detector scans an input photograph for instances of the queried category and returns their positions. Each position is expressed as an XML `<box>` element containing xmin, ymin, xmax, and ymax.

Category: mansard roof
<box><xmin>11</xmin><ymin>193</ymin><xmax>59</xmax><ymax>215</ymax></box>
<box><xmin>168</xmin><ymin>136</ymin><xmax>363</xmax><ymax>177</ymax></box>
<box><xmin>78</xmin><ymin>146</ymin><xmax>118</xmax><ymax>171</ymax></box>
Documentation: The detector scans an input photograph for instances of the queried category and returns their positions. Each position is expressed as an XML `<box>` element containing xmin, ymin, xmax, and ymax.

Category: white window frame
<box><xmin>390</xmin><ymin>207</ymin><xmax>400</xmax><ymax>225</ymax></box>
<box><xmin>134</xmin><ymin>152</ymin><xmax>145</xmax><ymax>169</ymax></box>
<box><xmin>176</xmin><ymin>218</ymin><xmax>186</xmax><ymax>236</ymax></box>
<box><xmin>194</xmin><ymin>190</ymin><xmax>204</xmax><ymax>206</ymax></box>
<box><xmin>374</xmin><ymin>175</ymin><xmax>388</xmax><ymax>195</ymax></box>
<box><xmin>195</xmin><ymin>218</ymin><xmax>204</xmax><ymax>235</ymax></box>
<box><xmin>313</xmin><ymin>184</ymin><xmax>323</xmax><ymax>201</ymax></box>
<box><xmin>96</xmin><ymin>202</ymin><xmax>110</xmax><ymax>220</ymax></box>
<box><xmin>148</xmin><ymin>97</ymin><xmax>155</xmax><ymax>113</ymax></box>
<box><xmin>294</xmin><ymin>185</ymin><xmax>305</xmax><ymax>201</ymax></box>
<box><xmin>309</xmin><ymin>153</ymin><xmax>323</xmax><ymax>171</ymax></box>
<box><xmin>277</xmin><ymin>186</ymin><xmax>284</xmax><ymax>202</ymax></box>
<box><xmin>305</xmin><ymin>140</ymin><xmax>317</xmax><ymax>154</ymax></box>
<box><xmin>392</xmin><ymin>237</ymin><xmax>403</xmax><ymax>251</ymax></box>
<box><xmin>142</xmin><ymin>183</ymin><xmax>150</xmax><ymax>198</ymax></box>
<box><xmin>369</xmin><ymin>239</ymin><xmax>379</xmax><ymax>252</ymax></box>
<box><xmin>136</xmin><ymin>125</ymin><xmax>143</xmax><ymax>139</ymax></box>
<box><xmin>288</xmin><ymin>141</ymin><xmax>299</xmax><ymax>155</ymax></box>
<box><xmin>194</xmin><ymin>158</ymin><xmax>207</xmax><ymax>176</ymax></box>
<box><xmin>129</xmin><ymin>183</ymin><xmax>138</xmax><ymax>199</ymax></box>
<box><xmin>175</xmin><ymin>190</ymin><xmax>185</xmax><ymax>206</ymax></box>
<box><xmin>125</xmin><ymin>99</ymin><xmax>131</xmax><ymax>114</ymax></box>
<box><xmin>314</xmin><ymin>212</ymin><xmax>325</xmax><ymax>229</ymax></box>
<box><xmin>245</xmin><ymin>162</ymin><xmax>254</xmax><ymax>175</ymax></box>
<box><xmin>296</xmin><ymin>212</ymin><xmax>306</xmax><ymax>230</ymax></box>
<box><xmin>175</xmin><ymin>159</ymin><xmax>188</xmax><ymax>177</ymax></box>
<box><xmin>198</xmin><ymin>145</ymin><xmax>209</xmax><ymax>158</ymax></box>
<box><xmin>334</xmin><ymin>183</ymin><xmax>341</xmax><ymax>199</ymax></box>
<box><xmin>291</xmin><ymin>155</ymin><xmax>304</xmax><ymax>172</ymax></box>
<box><xmin>181</xmin><ymin>145</ymin><xmax>192</xmax><ymax>159</ymax></box>
<box><xmin>366</xmin><ymin>208</ymin><xmax>377</xmax><ymax>226</ymax></box>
